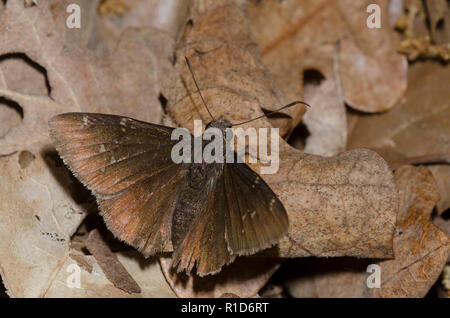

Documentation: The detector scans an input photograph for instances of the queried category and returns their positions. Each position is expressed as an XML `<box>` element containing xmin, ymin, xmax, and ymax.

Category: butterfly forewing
<box><xmin>50</xmin><ymin>113</ymin><xmax>289</xmax><ymax>276</ymax></box>
<box><xmin>49</xmin><ymin>113</ymin><xmax>188</xmax><ymax>255</ymax></box>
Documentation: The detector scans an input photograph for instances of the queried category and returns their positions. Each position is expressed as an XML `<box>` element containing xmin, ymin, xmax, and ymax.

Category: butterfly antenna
<box><xmin>185</xmin><ymin>56</ymin><xmax>215</xmax><ymax>121</ymax></box>
<box><xmin>232</xmin><ymin>101</ymin><xmax>310</xmax><ymax>126</ymax></box>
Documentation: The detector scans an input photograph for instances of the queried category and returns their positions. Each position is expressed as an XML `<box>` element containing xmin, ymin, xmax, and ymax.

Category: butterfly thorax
<box><xmin>171</xmin><ymin>118</ymin><xmax>231</xmax><ymax>249</ymax></box>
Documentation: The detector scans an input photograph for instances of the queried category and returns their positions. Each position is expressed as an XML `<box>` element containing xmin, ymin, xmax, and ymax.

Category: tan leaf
<box><xmin>249</xmin><ymin>0</ymin><xmax>407</xmax><ymax>114</ymax></box>
<box><xmin>163</xmin><ymin>0</ymin><xmax>299</xmax><ymax>137</ymax></box>
<box><xmin>265</xmin><ymin>147</ymin><xmax>398</xmax><ymax>258</ymax></box>
<box><xmin>160</xmin><ymin>256</ymin><xmax>281</xmax><ymax>298</ymax></box>
<box><xmin>285</xmin><ymin>166</ymin><xmax>450</xmax><ymax>298</ymax></box>
<box><xmin>44</xmin><ymin>251</ymin><xmax>176</xmax><ymax>298</ymax></box>
<box><xmin>0</xmin><ymin>0</ymin><xmax>171</xmax><ymax>297</ymax></box>
<box><xmin>302</xmin><ymin>43</ymin><xmax>347</xmax><ymax>156</ymax></box>
<box><xmin>348</xmin><ymin>61</ymin><xmax>450</xmax><ymax>213</ymax></box>
<box><xmin>0</xmin><ymin>0</ymin><xmax>170</xmax><ymax>154</ymax></box>
<box><xmin>98</xmin><ymin>0</ymin><xmax>189</xmax><ymax>49</ymax></box>
<box><xmin>0</xmin><ymin>150</ymin><xmax>86</xmax><ymax>297</ymax></box>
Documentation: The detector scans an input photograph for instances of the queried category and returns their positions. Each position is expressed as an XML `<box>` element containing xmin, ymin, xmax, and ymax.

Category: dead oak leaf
<box><xmin>285</xmin><ymin>166</ymin><xmax>450</xmax><ymax>298</ymax></box>
<box><xmin>43</xmin><ymin>250</ymin><xmax>176</xmax><ymax>298</ymax></box>
<box><xmin>249</xmin><ymin>0</ymin><xmax>407</xmax><ymax>114</ymax></box>
<box><xmin>0</xmin><ymin>150</ymin><xmax>86</xmax><ymax>297</ymax></box>
<box><xmin>0</xmin><ymin>0</ymin><xmax>172</xmax><ymax>297</ymax></box>
<box><xmin>348</xmin><ymin>61</ymin><xmax>450</xmax><ymax>214</ymax></box>
<box><xmin>0</xmin><ymin>0</ymin><xmax>170</xmax><ymax>154</ymax></box>
<box><xmin>263</xmin><ymin>146</ymin><xmax>398</xmax><ymax>258</ymax></box>
<box><xmin>301</xmin><ymin>43</ymin><xmax>347</xmax><ymax>157</ymax></box>
<box><xmin>374</xmin><ymin>166</ymin><xmax>449</xmax><ymax>297</ymax></box>
<box><xmin>163</xmin><ymin>0</ymin><xmax>299</xmax><ymax>137</ymax></box>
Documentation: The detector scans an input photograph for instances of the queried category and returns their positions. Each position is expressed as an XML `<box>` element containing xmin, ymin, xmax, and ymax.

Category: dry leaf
<box><xmin>285</xmin><ymin>166</ymin><xmax>450</xmax><ymax>298</ymax></box>
<box><xmin>0</xmin><ymin>1</ymin><xmax>168</xmax><ymax>154</ymax></box>
<box><xmin>99</xmin><ymin>0</ymin><xmax>189</xmax><ymax>49</ymax></box>
<box><xmin>163</xmin><ymin>0</ymin><xmax>399</xmax><ymax>260</ymax></box>
<box><xmin>265</xmin><ymin>147</ymin><xmax>398</xmax><ymax>258</ymax></box>
<box><xmin>302</xmin><ymin>43</ymin><xmax>347</xmax><ymax>156</ymax></box>
<box><xmin>0</xmin><ymin>0</ymin><xmax>407</xmax><ymax>298</ymax></box>
<box><xmin>0</xmin><ymin>148</ymin><xmax>86</xmax><ymax>297</ymax></box>
<box><xmin>0</xmin><ymin>0</ymin><xmax>172</xmax><ymax>297</ymax></box>
<box><xmin>249</xmin><ymin>0</ymin><xmax>407</xmax><ymax>114</ymax></box>
<box><xmin>44</xmin><ymin>251</ymin><xmax>176</xmax><ymax>298</ymax></box>
<box><xmin>348</xmin><ymin>61</ymin><xmax>450</xmax><ymax>214</ymax></box>
<box><xmin>163</xmin><ymin>0</ymin><xmax>298</xmax><ymax>137</ymax></box>
<box><xmin>160</xmin><ymin>256</ymin><xmax>281</xmax><ymax>298</ymax></box>
<box><xmin>85</xmin><ymin>229</ymin><xmax>141</xmax><ymax>294</ymax></box>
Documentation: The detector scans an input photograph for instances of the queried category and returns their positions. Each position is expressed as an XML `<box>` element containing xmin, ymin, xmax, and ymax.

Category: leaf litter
<box><xmin>0</xmin><ymin>0</ymin><xmax>448</xmax><ymax>298</ymax></box>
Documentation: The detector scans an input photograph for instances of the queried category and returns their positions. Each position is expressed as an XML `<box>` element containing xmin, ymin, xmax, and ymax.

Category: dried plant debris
<box><xmin>0</xmin><ymin>0</ymin><xmax>448</xmax><ymax>298</ymax></box>
<box><xmin>285</xmin><ymin>166</ymin><xmax>450</xmax><ymax>298</ymax></box>
<box><xmin>85</xmin><ymin>229</ymin><xmax>141</xmax><ymax>294</ymax></box>
<box><xmin>396</xmin><ymin>0</ymin><xmax>450</xmax><ymax>60</ymax></box>
<box><xmin>98</xmin><ymin>0</ymin><xmax>130</xmax><ymax>16</ymax></box>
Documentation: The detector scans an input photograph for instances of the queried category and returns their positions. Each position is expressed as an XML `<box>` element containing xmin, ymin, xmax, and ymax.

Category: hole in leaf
<box><xmin>303</xmin><ymin>68</ymin><xmax>325</xmax><ymax>87</ymax></box>
<box><xmin>0</xmin><ymin>97</ymin><xmax>23</xmax><ymax>138</ymax></box>
<box><xmin>287</xmin><ymin>121</ymin><xmax>310</xmax><ymax>150</ymax></box>
<box><xmin>158</xmin><ymin>92</ymin><xmax>168</xmax><ymax>114</ymax></box>
<box><xmin>0</xmin><ymin>97</ymin><xmax>23</xmax><ymax>119</ymax></box>
<box><xmin>436</xmin><ymin>18</ymin><xmax>445</xmax><ymax>30</ymax></box>
<box><xmin>171</xmin><ymin>52</ymin><xmax>177</xmax><ymax>66</ymax></box>
<box><xmin>0</xmin><ymin>53</ymin><xmax>51</xmax><ymax>97</ymax></box>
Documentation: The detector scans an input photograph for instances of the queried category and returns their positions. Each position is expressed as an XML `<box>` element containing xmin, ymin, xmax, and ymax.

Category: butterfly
<box><xmin>49</xmin><ymin>57</ymin><xmax>308</xmax><ymax>276</ymax></box>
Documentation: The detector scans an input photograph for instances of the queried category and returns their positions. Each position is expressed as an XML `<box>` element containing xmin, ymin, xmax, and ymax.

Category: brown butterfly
<box><xmin>49</xmin><ymin>57</ymin><xmax>308</xmax><ymax>276</ymax></box>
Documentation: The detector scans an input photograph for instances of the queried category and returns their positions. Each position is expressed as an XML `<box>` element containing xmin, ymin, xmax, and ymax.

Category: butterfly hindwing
<box><xmin>49</xmin><ymin>113</ymin><xmax>188</xmax><ymax>255</ymax></box>
<box><xmin>223</xmin><ymin>163</ymin><xmax>289</xmax><ymax>255</ymax></box>
<box><xmin>171</xmin><ymin>162</ymin><xmax>288</xmax><ymax>276</ymax></box>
